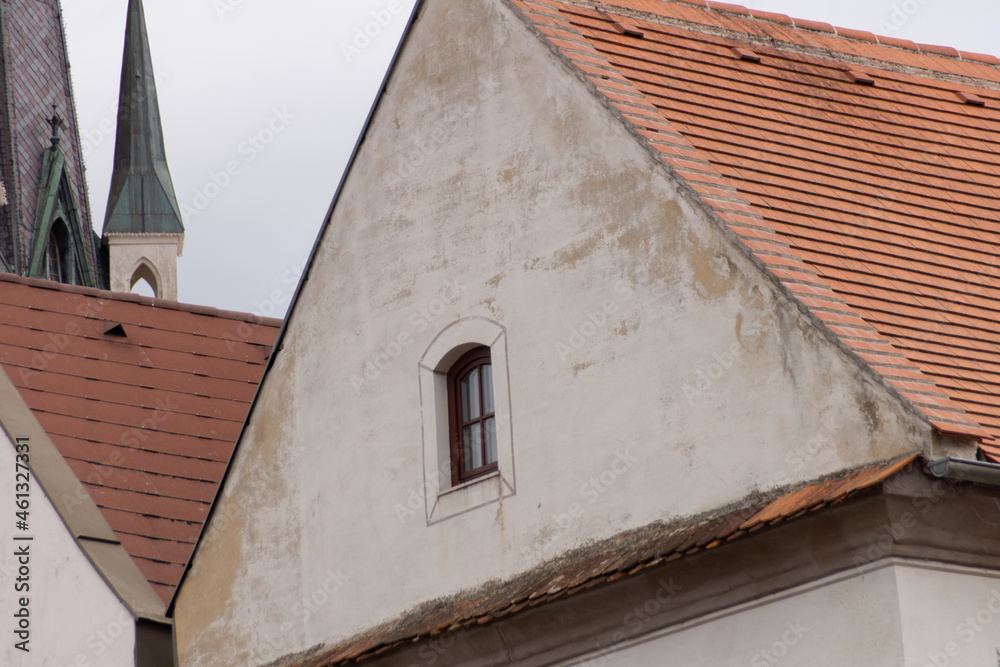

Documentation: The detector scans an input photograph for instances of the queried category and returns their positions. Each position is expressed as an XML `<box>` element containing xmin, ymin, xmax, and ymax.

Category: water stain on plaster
<box><xmin>614</xmin><ymin>315</ymin><xmax>640</xmax><ymax>338</ymax></box>
<box><xmin>178</xmin><ymin>375</ymin><xmax>302</xmax><ymax>664</ymax></box>
<box><xmin>856</xmin><ymin>389</ymin><xmax>883</xmax><ymax>436</ymax></box>
<box><xmin>176</xmin><ymin>503</ymin><xmax>246</xmax><ymax>664</ymax></box>
<box><xmin>386</xmin><ymin>286</ymin><xmax>414</xmax><ymax>306</ymax></box>
<box><xmin>691</xmin><ymin>249</ymin><xmax>738</xmax><ymax>300</ymax></box>
<box><xmin>552</xmin><ymin>233</ymin><xmax>603</xmax><ymax>270</ymax></box>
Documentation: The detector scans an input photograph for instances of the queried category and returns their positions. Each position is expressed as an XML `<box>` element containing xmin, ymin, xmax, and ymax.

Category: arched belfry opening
<box><xmin>129</xmin><ymin>259</ymin><xmax>160</xmax><ymax>298</ymax></box>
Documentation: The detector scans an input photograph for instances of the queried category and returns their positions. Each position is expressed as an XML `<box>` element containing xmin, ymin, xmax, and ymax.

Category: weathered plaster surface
<box><xmin>896</xmin><ymin>563</ymin><xmax>1000</xmax><ymax>666</ymax></box>
<box><xmin>176</xmin><ymin>362</ymin><xmax>303</xmax><ymax>666</ymax></box>
<box><xmin>0</xmin><ymin>430</ymin><xmax>135</xmax><ymax>665</ymax></box>
<box><xmin>176</xmin><ymin>0</ymin><xmax>931</xmax><ymax>663</ymax></box>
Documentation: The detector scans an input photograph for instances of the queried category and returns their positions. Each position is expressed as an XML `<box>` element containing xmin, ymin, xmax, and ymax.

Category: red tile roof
<box><xmin>515</xmin><ymin>0</ymin><xmax>1000</xmax><ymax>460</ymax></box>
<box><xmin>288</xmin><ymin>455</ymin><xmax>918</xmax><ymax>665</ymax></box>
<box><xmin>0</xmin><ymin>274</ymin><xmax>280</xmax><ymax>603</ymax></box>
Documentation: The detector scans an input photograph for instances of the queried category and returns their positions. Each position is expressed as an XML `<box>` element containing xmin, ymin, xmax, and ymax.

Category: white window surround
<box><xmin>418</xmin><ymin>317</ymin><xmax>516</xmax><ymax>525</ymax></box>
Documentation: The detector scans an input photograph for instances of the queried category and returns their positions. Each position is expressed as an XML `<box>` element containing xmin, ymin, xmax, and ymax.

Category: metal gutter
<box><xmin>927</xmin><ymin>457</ymin><xmax>1000</xmax><ymax>487</ymax></box>
<box><xmin>167</xmin><ymin>0</ymin><xmax>428</xmax><ymax>616</ymax></box>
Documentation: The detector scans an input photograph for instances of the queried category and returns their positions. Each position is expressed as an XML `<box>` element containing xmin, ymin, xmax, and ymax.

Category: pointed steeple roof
<box><xmin>103</xmin><ymin>0</ymin><xmax>184</xmax><ymax>236</ymax></box>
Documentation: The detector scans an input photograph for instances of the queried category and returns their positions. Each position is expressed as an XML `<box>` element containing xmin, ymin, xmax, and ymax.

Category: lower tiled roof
<box><xmin>515</xmin><ymin>0</ymin><xmax>1000</xmax><ymax>460</ymax></box>
<box><xmin>0</xmin><ymin>274</ymin><xmax>280</xmax><ymax>603</ymax></box>
<box><xmin>284</xmin><ymin>455</ymin><xmax>917</xmax><ymax>666</ymax></box>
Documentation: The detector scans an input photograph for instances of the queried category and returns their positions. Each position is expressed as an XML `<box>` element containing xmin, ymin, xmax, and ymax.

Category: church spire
<box><xmin>104</xmin><ymin>0</ymin><xmax>184</xmax><ymax>300</ymax></box>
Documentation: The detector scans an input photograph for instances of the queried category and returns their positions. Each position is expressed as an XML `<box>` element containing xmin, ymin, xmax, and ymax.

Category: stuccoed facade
<box><xmin>172</xmin><ymin>0</ymin><xmax>982</xmax><ymax>665</ymax></box>
<box><xmin>0</xmin><ymin>430</ymin><xmax>136</xmax><ymax>665</ymax></box>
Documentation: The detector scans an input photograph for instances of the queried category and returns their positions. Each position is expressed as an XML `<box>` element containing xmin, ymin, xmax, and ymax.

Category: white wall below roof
<box><xmin>896</xmin><ymin>563</ymin><xmax>1000</xmax><ymax>666</ymax></box>
<box><xmin>0</xmin><ymin>430</ymin><xmax>135</xmax><ymax>666</ymax></box>
<box><xmin>558</xmin><ymin>560</ymin><xmax>1000</xmax><ymax>667</ymax></box>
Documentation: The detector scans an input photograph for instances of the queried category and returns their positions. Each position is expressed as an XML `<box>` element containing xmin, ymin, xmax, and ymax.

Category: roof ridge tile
<box><xmin>584</xmin><ymin>0</ymin><xmax>1000</xmax><ymax>85</ymax></box>
<box><xmin>0</xmin><ymin>272</ymin><xmax>283</xmax><ymax>327</ymax></box>
<box><xmin>791</xmin><ymin>18</ymin><xmax>835</xmax><ymax>35</ymax></box>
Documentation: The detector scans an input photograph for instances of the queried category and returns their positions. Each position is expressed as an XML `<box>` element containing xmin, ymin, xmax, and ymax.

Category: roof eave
<box><xmin>0</xmin><ymin>363</ymin><xmax>168</xmax><ymax>623</ymax></box>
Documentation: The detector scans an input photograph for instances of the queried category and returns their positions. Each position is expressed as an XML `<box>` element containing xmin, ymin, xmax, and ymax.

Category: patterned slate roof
<box><xmin>0</xmin><ymin>0</ymin><xmax>102</xmax><ymax>281</ymax></box>
<box><xmin>515</xmin><ymin>0</ymin><xmax>1000</xmax><ymax>459</ymax></box>
<box><xmin>0</xmin><ymin>274</ymin><xmax>280</xmax><ymax>603</ymax></box>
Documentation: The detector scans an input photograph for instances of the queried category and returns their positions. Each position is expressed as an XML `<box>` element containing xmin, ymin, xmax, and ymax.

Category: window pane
<box><xmin>461</xmin><ymin>368</ymin><xmax>480</xmax><ymax>421</ymax></box>
<box><xmin>484</xmin><ymin>417</ymin><xmax>497</xmax><ymax>466</ymax></box>
<box><xmin>464</xmin><ymin>424</ymin><xmax>483</xmax><ymax>471</ymax></box>
<box><xmin>481</xmin><ymin>364</ymin><xmax>494</xmax><ymax>415</ymax></box>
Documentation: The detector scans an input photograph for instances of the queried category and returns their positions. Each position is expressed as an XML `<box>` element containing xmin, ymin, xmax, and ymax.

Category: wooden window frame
<box><xmin>448</xmin><ymin>346</ymin><xmax>498</xmax><ymax>485</ymax></box>
<box><xmin>46</xmin><ymin>220</ymin><xmax>74</xmax><ymax>285</ymax></box>
<box><xmin>45</xmin><ymin>231</ymin><xmax>65</xmax><ymax>283</ymax></box>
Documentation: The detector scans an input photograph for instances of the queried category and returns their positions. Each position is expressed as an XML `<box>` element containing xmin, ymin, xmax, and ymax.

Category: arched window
<box><xmin>448</xmin><ymin>346</ymin><xmax>498</xmax><ymax>483</ymax></box>
<box><xmin>46</xmin><ymin>220</ymin><xmax>71</xmax><ymax>284</ymax></box>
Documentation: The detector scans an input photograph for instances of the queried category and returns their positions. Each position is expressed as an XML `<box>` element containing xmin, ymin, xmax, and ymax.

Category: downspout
<box><xmin>927</xmin><ymin>457</ymin><xmax>1000</xmax><ymax>487</ymax></box>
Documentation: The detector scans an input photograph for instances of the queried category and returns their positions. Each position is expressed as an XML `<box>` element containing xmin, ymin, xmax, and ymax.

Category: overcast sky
<box><xmin>59</xmin><ymin>0</ymin><xmax>1000</xmax><ymax>316</ymax></box>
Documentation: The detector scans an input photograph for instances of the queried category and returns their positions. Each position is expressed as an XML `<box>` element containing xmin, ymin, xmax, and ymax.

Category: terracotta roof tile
<box><xmin>0</xmin><ymin>274</ymin><xmax>280</xmax><ymax>603</ymax></box>
<box><xmin>516</xmin><ymin>0</ymin><xmax>1000</xmax><ymax>453</ymax></box>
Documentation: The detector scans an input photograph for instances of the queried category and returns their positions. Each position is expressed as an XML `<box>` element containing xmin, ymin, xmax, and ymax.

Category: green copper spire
<box><xmin>103</xmin><ymin>0</ymin><xmax>184</xmax><ymax>236</ymax></box>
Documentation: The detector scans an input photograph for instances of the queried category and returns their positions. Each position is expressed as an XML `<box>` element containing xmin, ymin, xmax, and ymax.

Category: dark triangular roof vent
<box><xmin>103</xmin><ymin>323</ymin><xmax>128</xmax><ymax>338</ymax></box>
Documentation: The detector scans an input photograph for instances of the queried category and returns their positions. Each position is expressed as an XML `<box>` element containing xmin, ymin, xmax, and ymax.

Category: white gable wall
<box><xmin>176</xmin><ymin>0</ymin><xmax>932</xmax><ymax>663</ymax></box>
<box><xmin>0</xmin><ymin>429</ymin><xmax>135</xmax><ymax>665</ymax></box>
